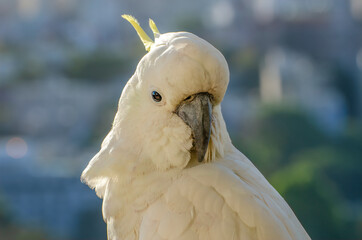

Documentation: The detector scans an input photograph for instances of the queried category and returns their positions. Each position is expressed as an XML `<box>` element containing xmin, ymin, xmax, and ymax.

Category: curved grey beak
<box><xmin>176</xmin><ymin>93</ymin><xmax>212</xmax><ymax>162</ymax></box>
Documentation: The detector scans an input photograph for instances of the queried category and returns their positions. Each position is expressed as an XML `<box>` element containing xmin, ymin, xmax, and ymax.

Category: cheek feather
<box><xmin>143</xmin><ymin>114</ymin><xmax>193</xmax><ymax>171</ymax></box>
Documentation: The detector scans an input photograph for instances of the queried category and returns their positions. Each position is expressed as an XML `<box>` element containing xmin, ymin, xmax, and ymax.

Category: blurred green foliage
<box><xmin>63</xmin><ymin>50</ymin><xmax>126</xmax><ymax>82</ymax></box>
<box><xmin>74</xmin><ymin>208</ymin><xmax>107</xmax><ymax>240</ymax></box>
<box><xmin>235</xmin><ymin>105</ymin><xmax>362</xmax><ymax>239</ymax></box>
<box><xmin>0</xmin><ymin>197</ymin><xmax>48</xmax><ymax>240</ymax></box>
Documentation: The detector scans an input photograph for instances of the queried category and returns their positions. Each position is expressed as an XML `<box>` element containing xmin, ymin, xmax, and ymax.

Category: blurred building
<box><xmin>259</xmin><ymin>48</ymin><xmax>346</xmax><ymax>132</ymax></box>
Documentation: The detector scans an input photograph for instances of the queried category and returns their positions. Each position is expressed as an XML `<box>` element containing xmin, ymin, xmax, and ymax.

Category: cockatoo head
<box><xmin>82</xmin><ymin>16</ymin><xmax>230</xmax><ymax>188</ymax></box>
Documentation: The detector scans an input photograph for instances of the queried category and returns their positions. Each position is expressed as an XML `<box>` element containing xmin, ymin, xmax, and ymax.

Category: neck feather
<box><xmin>204</xmin><ymin>105</ymin><xmax>231</xmax><ymax>163</ymax></box>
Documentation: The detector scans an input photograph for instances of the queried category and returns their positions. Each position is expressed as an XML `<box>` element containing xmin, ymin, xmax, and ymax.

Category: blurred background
<box><xmin>0</xmin><ymin>0</ymin><xmax>361</xmax><ymax>239</ymax></box>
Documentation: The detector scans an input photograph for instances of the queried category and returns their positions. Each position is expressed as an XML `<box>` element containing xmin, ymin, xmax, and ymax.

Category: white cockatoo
<box><xmin>81</xmin><ymin>15</ymin><xmax>310</xmax><ymax>240</ymax></box>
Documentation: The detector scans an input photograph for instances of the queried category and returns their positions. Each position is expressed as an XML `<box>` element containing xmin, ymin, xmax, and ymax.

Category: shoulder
<box><xmin>140</xmin><ymin>161</ymin><xmax>309</xmax><ymax>240</ymax></box>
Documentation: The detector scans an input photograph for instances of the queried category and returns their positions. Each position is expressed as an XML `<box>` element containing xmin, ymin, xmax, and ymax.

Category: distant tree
<box><xmin>234</xmin><ymin>105</ymin><xmax>362</xmax><ymax>240</ymax></box>
<box><xmin>64</xmin><ymin>50</ymin><xmax>126</xmax><ymax>82</ymax></box>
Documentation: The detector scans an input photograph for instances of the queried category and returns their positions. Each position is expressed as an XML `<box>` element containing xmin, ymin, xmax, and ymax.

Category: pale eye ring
<box><xmin>151</xmin><ymin>91</ymin><xmax>162</xmax><ymax>102</ymax></box>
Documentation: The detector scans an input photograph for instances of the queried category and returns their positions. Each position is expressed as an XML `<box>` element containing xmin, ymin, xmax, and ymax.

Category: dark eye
<box><xmin>152</xmin><ymin>91</ymin><xmax>162</xmax><ymax>102</ymax></box>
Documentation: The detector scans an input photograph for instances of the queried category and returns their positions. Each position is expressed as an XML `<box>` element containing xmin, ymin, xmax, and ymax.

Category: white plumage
<box><xmin>81</xmin><ymin>17</ymin><xmax>310</xmax><ymax>240</ymax></box>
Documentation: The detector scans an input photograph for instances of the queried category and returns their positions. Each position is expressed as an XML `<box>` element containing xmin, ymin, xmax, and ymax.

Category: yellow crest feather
<box><xmin>122</xmin><ymin>14</ymin><xmax>154</xmax><ymax>51</ymax></box>
<box><xmin>149</xmin><ymin>18</ymin><xmax>160</xmax><ymax>39</ymax></box>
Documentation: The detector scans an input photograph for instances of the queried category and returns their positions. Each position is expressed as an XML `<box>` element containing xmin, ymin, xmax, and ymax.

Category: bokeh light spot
<box><xmin>210</xmin><ymin>1</ymin><xmax>235</xmax><ymax>28</ymax></box>
<box><xmin>6</xmin><ymin>137</ymin><xmax>28</xmax><ymax>159</ymax></box>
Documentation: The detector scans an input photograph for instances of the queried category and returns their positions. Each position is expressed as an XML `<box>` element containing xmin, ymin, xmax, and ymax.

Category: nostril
<box><xmin>185</xmin><ymin>95</ymin><xmax>197</xmax><ymax>102</ymax></box>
